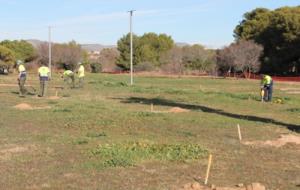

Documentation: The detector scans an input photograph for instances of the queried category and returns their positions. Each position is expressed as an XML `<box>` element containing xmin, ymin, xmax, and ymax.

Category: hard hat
<box><xmin>78</xmin><ymin>62</ymin><xmax>82</xmax><ymax>65</ymax></box>
<box><xmin>16</xmin><ymin>60</ymin><xmax>23</xmax><ymax>65</ymax></box>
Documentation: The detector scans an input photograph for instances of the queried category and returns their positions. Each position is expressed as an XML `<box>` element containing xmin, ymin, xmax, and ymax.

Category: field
<box><xmin>0</xmin><ymin>73</ymin><xmax>299</xmax><ymax>190</ymax></box>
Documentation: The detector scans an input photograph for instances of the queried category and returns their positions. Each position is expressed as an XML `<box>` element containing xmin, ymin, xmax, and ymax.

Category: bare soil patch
<box><xmin>48</xmin><ymin>96</ymin><xmax>60</xmax><ymax>100</ymax></box>
<box><xmin>14</xmin><ymin>103</ymin><xmax>51</xmax><ymax>110</ymax></box>
<box><xmin>178</xmin><ymin>182</ymin><xmax>265</xmax><ymax>190</ymax></box>
<box><xmin>0</xmin><ymin>144</ymin><xmax>36</xmax><ymax>160</ymax></box>
<box><xmin>152</xmin><ymin>107</ymin><xmax>190</xmax><ymax>113</ymax></box>
<box><xmin>169</xmin><ymin>107</ymin><xmax>190</xmax><ymax>113</ymax></box>
<box><xmin>286</xmin><ymin>91</ymin><xmax>300</xmax><ymax>94</ymax></box>
<box><xmin>280</xmin><ymin>88</ymin><xmax>300</xmax><ymax>91</ymax></box>
<box><xmin>243</xmin><ymin>134</ymin><xmax>300</xmax><ymax>148</ymax></box>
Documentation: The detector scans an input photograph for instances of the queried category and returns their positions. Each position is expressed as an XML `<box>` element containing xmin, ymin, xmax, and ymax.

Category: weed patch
<box><xmin>53</xmin><ymin>108</ymin><xmax>72</xmax><ymax>113</ymax></box>
<box><xmin>86</xmin><ymin>132</ymin><xmax>107</xmax><ymax>138</ymax></box>
<box><xmin>287</xmin><ymin>108</ymin><xmax>300</xmax><ymax>113</ymax></box>
<box><xmin>73</xmin><ymin>138</ymin><xmax>89</xmax><ymax>145</ymax></box>
<box><xmin>91</xmin><ymin>142</ymin><xmax>207</xmax><ymax>168</ymax></box>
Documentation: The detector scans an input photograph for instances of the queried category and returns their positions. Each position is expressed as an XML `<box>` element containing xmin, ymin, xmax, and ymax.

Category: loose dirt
<box><xmin>280</xmin><ymin>88</ymin><xmax>300</xmax><ymax>91</ymax></box>
<box><xmin>14</xmin><ymin>103</ymin><xmax>51</xmax><ymax>110</ymax></box>
<box><xmin>0</xmin><ymin>84</ymin><xmax>18</xmax><ymax>87</ymax></box>
<box><xmin>48</xmin><ymin>96</ymin><xmax>60</xmax><ymax>100</ymax></box>
<box><xmin>152</xmin><ymin>107</ymin><xmax>190</xmax><ymax>113</ymax></box>
<box><xmin>0</xmin><ymin>144</ymin><xmax>36</xmax><ymax>161</ymax></box>
<box><xmin>243</xmin><ymin>134</ymin><xmax>300</xmax><ymax>148</ymax></box>
<box><xmin>178</xmin><ymin>182</ymin><xmax>265</xmax><ymax>190</ymax></box>
<box><xmin>286</xmin><ymin>91</ymin><xmax>300</xmax><ymax>94</ymax></box>
<box><xmin>169</xmin><ymin>107</ymin><xmax>190</xmax><ymax>113</ymax></box>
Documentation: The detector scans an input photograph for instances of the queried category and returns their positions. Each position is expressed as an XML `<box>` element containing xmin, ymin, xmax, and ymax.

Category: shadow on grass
<box><xmin>119</xmin><ymin>97</ymin><xmax>300</xmax><ymax>133</ymax></box>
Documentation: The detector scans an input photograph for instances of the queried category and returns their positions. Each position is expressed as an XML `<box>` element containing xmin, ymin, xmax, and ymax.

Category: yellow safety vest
<box><xmin>63</xmin><ymin>70</ymin><xmax>73</xmax><ymax>76</ymax></box>
<box><xmin>78</xmin><ymin>65</ymin><xmax>85</xmax><ymax>78</ymax></box>
<box><xmin>18</xmin><ymin>64</ymin><xmax>26</xmax><ymax>73</ymax></box>
<box><xmin>262</xmin><ymin>75</ymin><xmax>272</xmax><ymax>85</ymax></box>
<box><xmin>38</xmin><ymin>66</ymin><xmax>50</xmax><ymax>77</ymax></box>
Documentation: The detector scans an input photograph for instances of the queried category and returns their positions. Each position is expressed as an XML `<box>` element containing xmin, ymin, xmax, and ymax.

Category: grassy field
<box><xmin>0</xmin><ymin>73</ymin><xmax>299</xmax><ymax>190</ymax></box>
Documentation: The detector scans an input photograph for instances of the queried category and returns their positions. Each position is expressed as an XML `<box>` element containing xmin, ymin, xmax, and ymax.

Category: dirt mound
<box><xmin>151</xmin><ymin>107</ymin><xmax>190</xmax><ymax>113</ymax></box>
<box><xmin>48</xmin><ymin>96</ymin><xmax>60</xmax><ymax>100</ymax></box>
<box><xmin>243</xmin><ymin>134</ymin><xmax>300</xmax><ymax>148</ymax></box>
<box><xmin>14</xmin><ymin>103</ymin><xmax>51</xmax><ymax>110</ymax></box>
<box><xmin>169</xmin><ymin>107</ymin><xmax>190</xmax><ymax>113</ymax></box>
<box><xmin>179</xmin><ymin>182</ymin><xmax>265</xmax><ymax>190</ymax></box>
<box><xmin>14</xmin><ymin>103</ymin><xmax>33</xmax><ymax>110</ymax></box>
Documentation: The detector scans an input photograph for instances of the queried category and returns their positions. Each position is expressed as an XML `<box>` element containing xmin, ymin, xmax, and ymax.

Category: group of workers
<box><xmin>17</xmin><ymin>60</ymin><xmax>85</xmax><ymax>97</ymax></box>
<box><xmin>17</xmin><ymin>59</ymin><xmax>274</xmax><ymax>102</ymax></box>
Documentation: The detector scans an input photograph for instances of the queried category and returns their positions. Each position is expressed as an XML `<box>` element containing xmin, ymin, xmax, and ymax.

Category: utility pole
<box><xmin>129</xmin><ymin>10</ymin><xmax>135</xmax><ymax>85</ymax></box>
<box><xmin>48</xmin><ymin>26</ymin><xmax>52</xmax><ymax>78</ymax></box>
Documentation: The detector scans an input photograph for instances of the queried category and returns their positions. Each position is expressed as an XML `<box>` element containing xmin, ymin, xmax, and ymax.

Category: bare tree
<box><xmin>37</xmin><ymin>41</ymin><xmax>83</xmax><ymax>71</ymax></box>
<box><xmin>233</xmin><ymin>40</ymin><xmax>263</xmax><ymax>78</ymax></box>
<box><xmin>160</xmin><ymin>46</ymin><xmax>184</xmax><ymax>75</ymax></box>
<box><xmin>99</xmin><ymin>48</ymin><xmax>120</xmax><ymax>72</ymax></box>
<box><xmin>217</xmin><ymin>40</ymin><xmax>263</xmax><ymax>78</ymax></box>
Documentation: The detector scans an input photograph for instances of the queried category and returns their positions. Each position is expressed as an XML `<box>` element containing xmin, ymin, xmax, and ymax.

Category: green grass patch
<box><xmin>73</xmin><ymin>138</ymin><xmax>89</xmax><ymax>145</ymax></box>
<box><xmin>91</xmin><ymin>142</ymin><xmax>207</xmax><ymax>168</ymax></box>
<box><xmin>287</xmin><ymin>108</ymin><xmax>300</xmax><ymax>113</ymax></box>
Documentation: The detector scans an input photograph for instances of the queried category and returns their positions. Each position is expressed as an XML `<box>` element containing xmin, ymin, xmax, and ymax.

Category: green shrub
<box><xmin>91</xmin><ymin>142</ymin><xmax>207</xmax><ymax>168</ymax></box>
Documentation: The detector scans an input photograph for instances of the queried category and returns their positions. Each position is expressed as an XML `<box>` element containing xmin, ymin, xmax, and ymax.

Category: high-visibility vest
<box><xmin>263</xmin><ymin>75</ymin><xmax>272</xmax><ymax>85</ymax></box>
<box><xmin>78</xmin><ymin>65</ymin><xmax>85</xmax><ymax>78</ymax></box>
<box><xmin>63</xmin><ymin>70</ymin><xmax>73</xmax><ymax>76</ymax></box>
<box><xmin>18</xmin><ymin>64</ymin><xmax>26</xmax><ymax>73</ymax></box>
<box><xmin>38</xmin><ymin>66</ymin><xmax>50</xmax><ymax>77</ymax></box>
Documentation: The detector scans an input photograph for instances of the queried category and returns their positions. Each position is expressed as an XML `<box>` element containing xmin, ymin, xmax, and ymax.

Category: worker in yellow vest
<box><xmin>77</xmin><ymin>62</ymin><xmax>85</xmax><ymax>88</ymax></box>
<box><xmin>38</xmin><ymin>63</ymin><xmax>50</xmax><ymax>97</ymax></box>
<box><xmin>261</xmin><ymin>74</ymin><xmax>273</xmax><ymax>102</ymax></box>
<box><xmin>63</xmin><ymin>69</ymin><xmax>75</xmax><ymax>89</ymax></box>
<box><xmin>17</xmin><ymin>60</ymin><xmax>27</xmax><ymax>97</ymax></box>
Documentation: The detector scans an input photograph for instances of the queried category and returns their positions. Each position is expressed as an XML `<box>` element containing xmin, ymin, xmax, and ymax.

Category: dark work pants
<box><xmin>18</xmin><ymin>77</ymin><xmax>26</xmax><ymax>96</ymax></box>
<box><xmin>264</xmin><ymin>81</ymin><xmax>273</xmax><ymax>102</ymax></box>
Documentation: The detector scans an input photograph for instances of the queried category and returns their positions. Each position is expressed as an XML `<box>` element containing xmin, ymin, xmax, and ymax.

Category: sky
<box><xmin>0</xmin><ymin>0</ymin><xmax>299</xmax><ymax>48</ymax></box>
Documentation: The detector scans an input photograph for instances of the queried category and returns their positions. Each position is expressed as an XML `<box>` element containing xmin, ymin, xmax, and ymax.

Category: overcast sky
<box><xmin>0</xmin><ymin>0</ymin><xmax>299</xmax><ymax>48</ymax></box>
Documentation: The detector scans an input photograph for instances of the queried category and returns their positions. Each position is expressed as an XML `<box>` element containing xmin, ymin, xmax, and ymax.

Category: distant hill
<box><xmin>26</xmin><ymin>39</ymin><xmax>116</xmax><ymax>52</ymax></box>
<box><xmin>26</xmin><ymin>39</ymin><xmax>44</xmax><ymax>48</ymax></box>
<box><xmin>81</xmin><ymin>44</ymin><xmax>116</xmax><ymax>52</ymax></box>
<box><xmin>175</xmin><ymin>42</ymin><xmax>190</xmax><ymax>47</ymax></box>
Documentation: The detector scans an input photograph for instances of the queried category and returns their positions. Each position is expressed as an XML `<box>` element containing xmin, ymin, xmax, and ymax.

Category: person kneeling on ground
<box><xmin>62</xmin><ymin>69</ymin><xmax>75</xmax><ymax>89</ymax></box>
<box><xmin>261</xmin><ymin>74</ymin><xmax>273</xmax><ymax>102</ymax></box>
<box><xmin>76</xmin><ymin>62</ymin><xmax>85</xmax><ymax>88</ymax></box>
<box><xmin>38</xmin><ymin>62</ymin><xmax>50</xmax><ymax>97</ymax></box>
<box><xmin>17</xmin><ymin>60</ymin><xmax>27</xmax><ymax>97</ymax></box>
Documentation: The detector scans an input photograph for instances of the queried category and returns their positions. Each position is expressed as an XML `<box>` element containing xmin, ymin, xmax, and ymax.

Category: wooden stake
<box><xmin>151</xmin><ymin>103</ymin><xmax>153</xmax><ymax>112</ymax></box>
<box><xmin>237</xmin><ymin>124</ymin><xmax>242</xmax><ymax>141</ymax></box>
<box><xmin>204</xmin><ymin>154</ymin><xmax>213</xmax><ymax>185</ymax></box>
<box><xmin>55</xmin><ymin>90</ymin><xmax>58</xmax><ymax>97</ymax></box>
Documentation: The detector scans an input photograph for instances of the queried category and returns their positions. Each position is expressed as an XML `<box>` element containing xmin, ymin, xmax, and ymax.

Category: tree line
<box><xmin>0</xmin><ymin>6</ymin><xmax>299</xmax><ymax>76</ymax></box>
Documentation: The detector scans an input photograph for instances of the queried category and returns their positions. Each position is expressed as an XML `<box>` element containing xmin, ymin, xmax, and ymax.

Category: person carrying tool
<box><xmin>17</xmin><ymin>60</ymin><xmax>27</xmax><ymax>97</ymax></box>
<box><xmin>77</xmin><ymin>62</ymin><xmax>85</xmax><ymax>88</ymax></box>
<box><xmin>63</xmin><ymin>69</ymin><xmax>75</xmax><ymax>89</ymax></box>
<box><xmin>38</xmin><ymin>62</ymin><xmax>50</xmax><ymax>97</ymax></box>
<box><xmin>261</xmin><ymin>74</ymin><xmax>273</xmax><ymax>102</ymax></box>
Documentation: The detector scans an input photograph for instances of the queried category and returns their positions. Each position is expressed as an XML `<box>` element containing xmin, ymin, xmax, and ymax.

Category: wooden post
<box><xmin>204</xmin><ymin>154</ymin><xmax>213</xmax><ymax>185</ymax></box>
<box><xmin>237</xmin><ymin>124</ymin><xmax>242</xmax><ymax>141</ymax></box>
<box><xmin>55</xmin><ymin>90</ymin><xmax>58</xmax><ymax>97</ymax></box>
<box><xmin>151</xmin><ymin>103</ymin><xmax>153</xmax><ymax>112</ymax></box>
